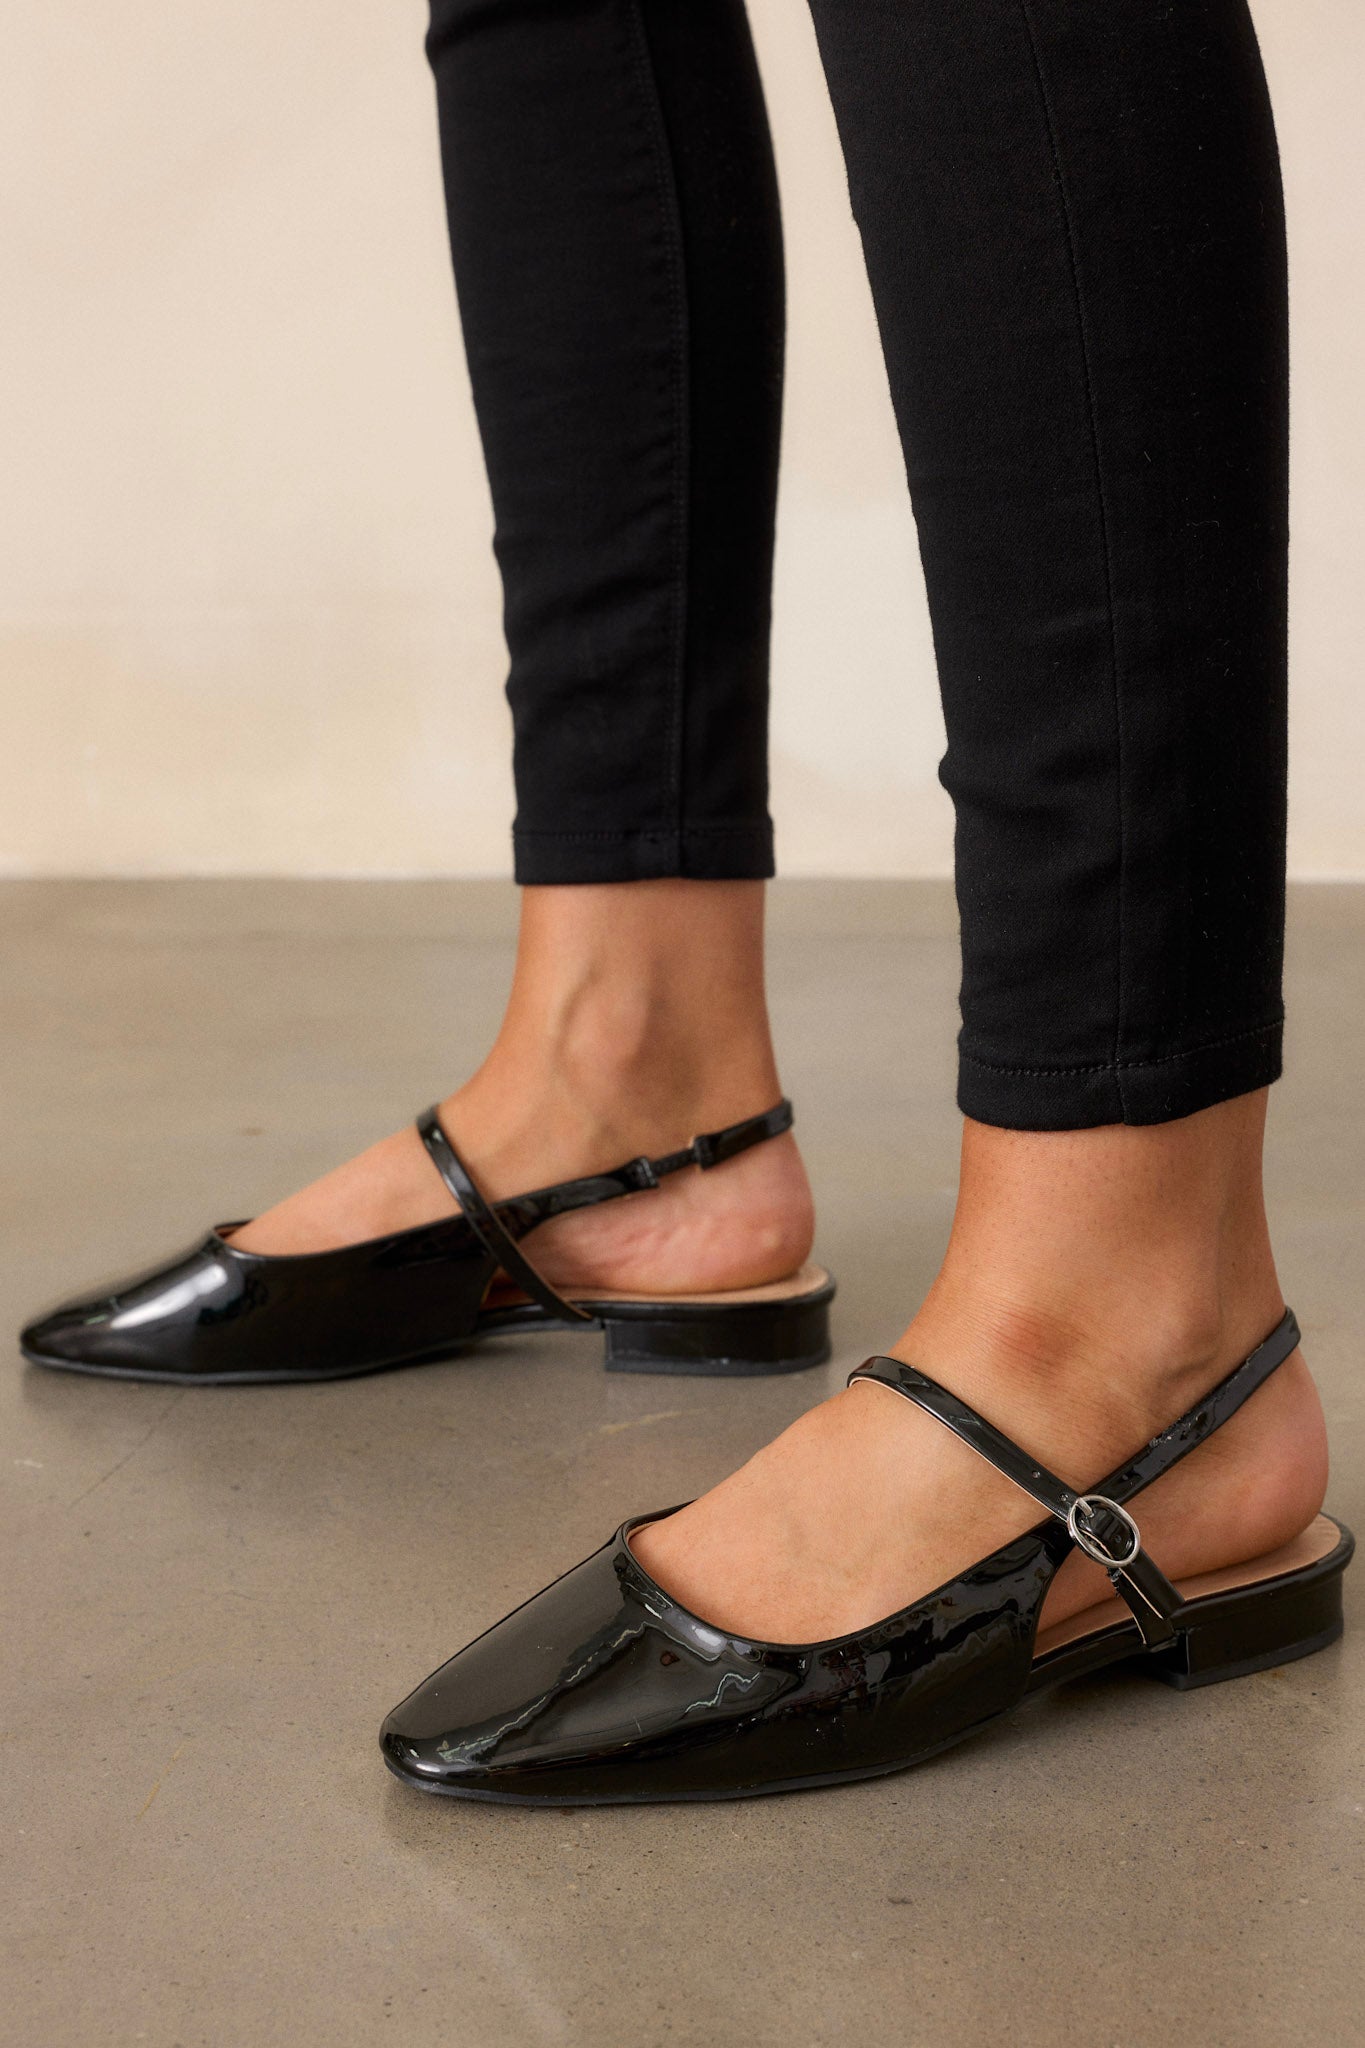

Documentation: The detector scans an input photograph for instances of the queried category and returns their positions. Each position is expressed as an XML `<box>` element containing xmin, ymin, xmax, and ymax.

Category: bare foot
<box><xmin>630</xmin><ymin>1335</ymin><xmax>1327</xmax><ymax>1644</ymax></box>
<box><xmin>230</xmin><ymin>879</ymin><xmax>816</xmax><ymax>1295</ymax></box>
<box><xmin>230</xmin><ymin>1112</ymin><xmax>814</xmax><ymax>1295</ymax></box>
<box><xmin>633</xmin><ymin>1095</ymin><xmax>1331</xmax><ymax>1642</ymax></box>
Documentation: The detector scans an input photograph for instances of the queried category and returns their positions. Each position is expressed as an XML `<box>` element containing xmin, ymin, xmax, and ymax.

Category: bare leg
<box><xmin>233</xmin><ymin>880</ymin><xmax>815</xmax><ymax>1295</ymax></box>
<box><xmin>634</xmin><ymin>1090</ymin><xmax>1327</xmax><ymax>1638</ymax></box>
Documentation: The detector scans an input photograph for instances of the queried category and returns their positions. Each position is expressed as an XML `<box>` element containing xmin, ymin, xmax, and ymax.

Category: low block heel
<box><xmin>600</xmin><ymin>1285</ymin><xmax>833</xmax><ymax>1377</ymax></box>
<box><xmin>1139</xmin><ymin>1539</ymin><xmax>1349</xmax><ymax>1691</ymax></box>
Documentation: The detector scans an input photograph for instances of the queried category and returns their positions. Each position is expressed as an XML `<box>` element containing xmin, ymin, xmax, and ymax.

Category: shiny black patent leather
<box><xmin>381</xmin><ymin>1510</ymin><xmax>1073</xmax><ymax>1804</ymax></box>
<box><xmin>380</xmin><ymin>1308</ymin><xmax>1353</xmax><ymax>1804</ymax></box>
<box><xmin>20</xmin><ymin>1214</ymin><xmax>496</xmax><ymax>1383</ymax></box>
<box><xmin>19</xmin><ymin>1099</ymin><xmax>824</xmax><ymax>1384</ymax></box>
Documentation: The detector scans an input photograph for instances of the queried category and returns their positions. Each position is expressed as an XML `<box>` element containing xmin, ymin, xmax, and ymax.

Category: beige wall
<box><xmin>1</xmin><ymin>1</ymin><xmax>1361</xmax><ymax>878</ymax></box>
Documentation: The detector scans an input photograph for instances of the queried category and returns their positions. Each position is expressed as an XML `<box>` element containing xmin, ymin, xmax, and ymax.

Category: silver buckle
<box><xmin>1066</xmin><ymin>1493</ymin><xmax>1141</xmax><ymax>1570</ymax></box>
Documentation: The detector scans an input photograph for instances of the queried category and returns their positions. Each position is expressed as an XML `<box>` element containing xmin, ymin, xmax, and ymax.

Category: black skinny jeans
<box><xmin>425</xmin><ymin>0</ymin><xmax>1289</xmax><ymax>1133</ymax></box>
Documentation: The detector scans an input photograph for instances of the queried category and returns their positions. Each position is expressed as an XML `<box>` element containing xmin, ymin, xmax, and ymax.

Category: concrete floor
<box><xmin>4</xmin><ymin>878</ymin><xmax>1363</xmax><ymax>2048</ymax></box>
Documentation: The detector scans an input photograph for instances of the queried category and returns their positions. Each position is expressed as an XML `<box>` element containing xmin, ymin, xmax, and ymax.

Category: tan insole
<box><xmin>481</xmin><ymin>1259</ymin><xmax>832</xmax><ymax>1313</ymax></box>
<box><xmin>1032</xmin><ymin>1513</ymin><xmax>1342</xmax><ymax>1661</ymax></box>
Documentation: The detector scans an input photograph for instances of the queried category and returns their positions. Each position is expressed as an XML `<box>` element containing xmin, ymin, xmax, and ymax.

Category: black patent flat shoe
<box><xmin>381</xmin><ymin>1307</ymin><xmax>1352</xmax><ymax>1805</ymax></box>
<box><xmin>20</xmin><ymin>1099</ymin><xmax>833</xmax><ymax>1384</ymax></box>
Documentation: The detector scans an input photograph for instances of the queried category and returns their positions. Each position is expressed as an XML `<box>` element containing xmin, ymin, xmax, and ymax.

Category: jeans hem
<box><xmin>512</xmin><ymin>821</ymin><xmax>775</xmax><ymax>885</ymax></box>
<box><xmin>957</xmin><ymin>1018</ymin><xmax>1284</xmax><ymax>1130</ymax></box>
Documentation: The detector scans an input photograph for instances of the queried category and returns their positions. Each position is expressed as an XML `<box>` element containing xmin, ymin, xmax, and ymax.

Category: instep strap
<box><xmin>416</xmin><ymin>1108</ymin><xmax>593</xmax><ymax>1327</ymax></box>
<box><xmin>847</xmin><ymin>1309</ymin><xmax>1303</xmax><ymax>1652</ymax></box>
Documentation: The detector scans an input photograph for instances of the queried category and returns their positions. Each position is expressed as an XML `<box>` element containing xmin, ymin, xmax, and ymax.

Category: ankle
<box><xmin>531</xmin><ymin>976</ymin><xmax>780</xmax><ymax>1135</ymax></box>
<box><xmin>902</xmin><ymin>1274</ymin><xmax>1278</xmax><ymax>1450</ymax></box>
<box><xmin>895</xmin><ymin>1093</ymin><xmax>1290</xmax><ymax>1471</ymax></box>
<box><xmin>451</xmin><ymin>879</ymin><xmax>784</xmax><ymax>1171</ymax></box>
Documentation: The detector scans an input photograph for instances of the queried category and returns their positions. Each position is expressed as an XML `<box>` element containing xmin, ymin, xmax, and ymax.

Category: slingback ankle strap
<box><xmin>847</xmin><ymin>1308</ymin><xmax>1303</xmax><ymax>1653</ymax></box>
<box><xmin>415</xmin><ymin>1098</ymin><xmax>796</xmax><ymax>1329</ymax></box>
<box><xmin>501</xmin><ymin>1098</ymin><xmax>795</xmax><ymax>1235</ymax></box>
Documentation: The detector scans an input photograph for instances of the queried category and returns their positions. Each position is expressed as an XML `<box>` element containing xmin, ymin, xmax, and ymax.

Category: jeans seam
<box><xmin>959</xmin><ymin>1016</ymin><xmax>1283</xmax><ymax>1080</ymax></box>
<box><xmin>623</xmin><ymin>0</ymin><xmax>691</xmax><ymax>865</ymax></box>
<box><xmin>1016</xmin><ymin>2</ymin><xmax>1130</xmax><ymax>1114</ymax></box>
